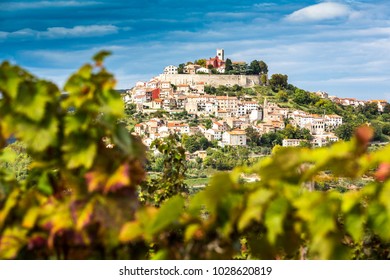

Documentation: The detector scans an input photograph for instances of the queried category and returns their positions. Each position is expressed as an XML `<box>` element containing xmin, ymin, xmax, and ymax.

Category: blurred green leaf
<box><xmin>22</xmin><ymin>207</ymin><xmax>40</xmax><ymax>229</ymax></box>
<box><xmin>63</xmin><ymin>140</ymin><xmax>97</xmax><ymax>169</ymax></box>
<box><xmin>149</xmin><ymin>195</ymin><xmax>184</xmax><ymax>234</ymax></box>
<box><xmin>265</xmin><ymin>197</ymin><xmax>289</xmax><ymax>244</ymax></box>
<box><xmin>37</xmin><ymin>173</ymin><xmax>53</xmax><ymax>196</ymax></box>
<box><xmin>0</xmin><ymin>226</ymin><xmax>28</xmax><ymax>259</ymax></box>
<box><xmin>92</xmin><ymin>51</ymin><xmax>112</xmax><ymax>66</ymax></box>
<box><xmin>345</xmin><ymin>213</ymin><xmax>364</xmax><ymax>241</ymax></box>
<box><xmin>238</xmin><ymin>188</ymin><xmax>273</xmax><ymax>231</ymax></box>
<box><xmin>0</xmin><ymin>189</ymin><xmax>20</xmax><ymax>229</ymax></box>
<box><xmin>119</xmin><ymin>221</ymin><xmax>143</xmax><ymax>242</ymax></box>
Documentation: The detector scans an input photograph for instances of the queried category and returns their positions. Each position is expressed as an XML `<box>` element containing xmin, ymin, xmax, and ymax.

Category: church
<box><xmin>206</xmin><ymin>49</ymin><xmax>226</xmax><ymax>72</ymax></box>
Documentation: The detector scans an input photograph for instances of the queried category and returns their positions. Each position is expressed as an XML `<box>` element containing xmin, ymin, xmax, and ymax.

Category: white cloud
<box><xmin>22</xmin><ymin>48</ymin><xmax>104</xmax><ymax>66</ymax></box>
<box><xmin>286</xmin><ymin>2</ymin><xmax>352</xmax><ymax>22</ymax></box>
<box><xmin>0</xmin><ymin>1</ymin><xmax>101</xmax><ymax>10</ymax></box>
<box><xmin>44</xmin><ymin>25</ymin><xmax>119</xmax><ymax>38</ymax></box>
<box><xmin>0</xmin><ymin>25</ymin><xmax>119</xmax><ymax>40</ymax></box>
<box><xmin>324</xmin><ymin>76</ymin><xmax>390</xmax><ymax>84</ymax></box>
<box><xmin>254</xmin><ymin>3</ymin><xmax>276</xmax><ymax>8</ymax></box>
<box><xmin>10</xmin><ymin>28</ymin><xmax>38</xmax><ymax>38</ymax></box>
<box><xmin>205</xmin><ymin>12</ymin><xmax>256</xmax><ymax>19</ymax></box>
<box><xmin>356</xmin><ymin>27</ymin><xmax>390</xmax><ymax>36</ymax></box>
<box><xmin>0</xmin><ymin>31</ymin><xmax>8</xmax><ymax>39</ymax></box>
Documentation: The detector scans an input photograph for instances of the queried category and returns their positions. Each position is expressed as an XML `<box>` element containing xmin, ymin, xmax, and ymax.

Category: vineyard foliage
<box><xmin>0</xmin><ymin>53</ymin><xmax>390</xmax><ymax>259</ymax></box>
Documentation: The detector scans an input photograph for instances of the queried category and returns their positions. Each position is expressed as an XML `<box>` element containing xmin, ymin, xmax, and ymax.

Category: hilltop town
<box><xmin>122</xmin><ymin>49</ymin><xmax>389</xmax><ymax>155</ymax></box>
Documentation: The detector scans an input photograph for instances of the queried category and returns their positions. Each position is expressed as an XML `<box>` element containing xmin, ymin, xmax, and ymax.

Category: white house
<box><xmin>147</xmin><ymin>79</ymin><xmax>159</xmax><ymax>89</ymax></box>
<box><xmin>311</xmin><ymin>134</ymin><xmax>339</xmax><ymax>147</ymax></box>
<box><xmin>282</xmin><ymin>139</ymin><xmax>304</xmax><ymax>147</ymax></box>
<box><xmin>196</xmin><ymin>67</ymin><xmax>210</xmax><ymax>74</ymax></box>
<box><xmin>160</xmin><ymin>81</ymin><xmax>171</xmax><ymax>89</ymax></box>
<box><xmin>177</xmin><ymin>84</ymin><xmax>190</xmax><ymax>93</ymax></box>
<box><xmin>216</xmin><ymin>96</ymin><xmax>238</xmax><ymax>112</ymax></box>
<box><xmin>205</xmin><ymin>129</ymin><xmax>223</xmax><ymax>141</ymax></box>
<box><xmin>249</xmin><ymin>110</ymin><xmax>262</xmax><ymax>123</ymax></box>
<box><xmin>163</xmin><ymin>65</ymin><xmax>178</xmax><ymax>75</ymax></box>
<box><xmin>324</xmin><ymin>114</ymin><xmax>343</xmax><ymax>127</ymax></box>
<box><xmin>205</xmin><ymin>102</ymin><xmax>217</xmax><ymax>114</ymax></box>
<box><xmin>135</xmin><ymin>81</ymin><xmax>146</xmax><ymax>87</ymax></box>
<box><xmin>222</xmin><ymin>129</ymin><xmax>247</xmax><ymax>146</ymax></box>
<box><xmin>133</xmin><ymin>94</ymin><xmax>147</xmax><ymax>103</ymax></box>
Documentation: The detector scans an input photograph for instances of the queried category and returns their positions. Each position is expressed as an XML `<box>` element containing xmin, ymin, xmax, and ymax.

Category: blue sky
<box><xmin>1</xmin><ymin>0</ymin><xmax>389</xmax><ymax>100</ymax></box>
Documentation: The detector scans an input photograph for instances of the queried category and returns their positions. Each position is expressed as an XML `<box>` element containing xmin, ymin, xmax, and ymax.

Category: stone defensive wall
<box><xmin>158</xmin><ymin>74</ymin><xmax>261</xmax><ymax>87</ymax></box>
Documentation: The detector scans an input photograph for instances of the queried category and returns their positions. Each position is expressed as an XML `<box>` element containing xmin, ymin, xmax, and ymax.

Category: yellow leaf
<box><xmin>119</xmin><ymin>221</ymin><xmax>143</xmax><ymax>242</ymax></box>
<box><xmin>104</xmin><ymin>163</ymin><xmax>130</xmax><ymax>193</ymax></box>
<box><xmin>22</xmin><ymin>207</ymin><xmax>40</xmax><ymax>229</ymax></box>
<box><xmin>76</xmin><ymin>199</ymin><xmax>96</xmax><ymax>231</ymax></box>
<box><xmin>85</xmin><ymin>170</ymin><xmax>107</xmax><ymax>192</ymax></box>
<box><xmin>0</xmin><ymin>189</ymin><xmax>21</xmax><ymax>229</ymax></box>
<box><xmin>184</xmin><ymin>224</ymin><xmax>201</xmax><ymax>242</ymax></box>
<box><xmin>0</xmin><ymin>226</ymin><xmax>28</xmax><ymax>259</ymax></box>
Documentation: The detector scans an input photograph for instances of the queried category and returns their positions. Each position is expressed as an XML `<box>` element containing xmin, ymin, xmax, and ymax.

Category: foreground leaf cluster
<box><xmin>0</xmin><ymin>54</ymin><xmax>389</xmax><ymax>259</ymax></box>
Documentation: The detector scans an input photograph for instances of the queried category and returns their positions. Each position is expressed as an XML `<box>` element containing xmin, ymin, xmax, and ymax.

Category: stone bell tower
<box><xmin>263</xmin><ymin>97</ymin><xmax>268</xmax><ymax>121</ymax></box>
<box><xmin>216</xmin><ymin>49</ymin><xmax>224</xmax><ymax>61</ymax></box>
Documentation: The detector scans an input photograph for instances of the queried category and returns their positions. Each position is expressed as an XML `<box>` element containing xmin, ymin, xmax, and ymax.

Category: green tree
<box><xmin>269</xmin><ymin>74</ymin><xmax>288</xmax><ymax>90</ymax></box>
<box><xmin>280</xmin><ymin>124</ymin><xmax>313</xmax><ymax>141</ymax></box>
<box><xmin>371</xmin><ymin>122</ymin><xmax>383</xmax><ymax>141</ymax></box>
<box><xmin>299</xmin><ymin>141</ymin><xmax>312</xmax><ymax>148</ymax></box>
<box><xmin>124</xmin><ymin>102</ymin><xmax>137</xmax><ymax>116</ymax></box>
<box><xmin>249</xmin><ymin>60</ymin><xmax>261</xmax><ymax>75</ymax></box>
<box><xmin>182</xmin><ymin>135</ymin><xmax>200</xmax><ymax>153</ymax></box>
<box><xmin>225</xmin><ymin>58</ymin><xmax>233</xmax><ymax>72</ymax></box>
<box><xmin>258</xmin><ymin>60</ymin><xmax>268</xmax><ymax>74</ymax></box>
<box><xmin>203</xmin><ymin>147</ymin><xmax>251</xmax><ymax>170</ymax></box>
<box><xmin>232</xmin><ymin>84</ymin><xmax>242</xmax><ymax>92</ymax></box>
<box><xmin>140</xmin><ymin>135</ymin><xmax>188</xmax><ymax>206</ymax></box>
<box><xmin>260</xmin><ymin>131</ymin><xmax>283</xmax><ymax>147</ymax></box>
<box><xmin>359</xmin><ymin>102</ymin><xmax>379</xmax><ymax>118</ymax></box>
<box><xmin>202</xmin><ymin>118</ymin><xmax>212</xmax><ymax>129</ymax></box>
<box><xmin>198</xmin><ymin>135</ymin><xmax>210</xmax><ymax>150</ymax></box>
<box><xmin>382</xmin><ymin>123</ymin><xmax>390</xmax><ymax>136</ymax></box>
<box><xmin>383</xmin><ymin>103</ymin><xmax>390</xmax><ymax>114</ymax></box>
<box><xmin>260</xmin><ymin>74</ymin><xmax>268</xmax><ymax>85</ymax></box>
<box><xmin>205</xmin><ymin>85</ymin><xmax>216</xmax><ymax>94</ymax></box>
<box><xmin>276</xmin><ymin>90</ymin><xmax>288</xmax><ymax>102</ymax></box>
<box><xmin>178</xmin><ymin>63</ymin><xmax>185</xmax><ymax>74</ymax></box>
<box><xmin>293</xmin><ymin>89</ymin><xmax>311</xmax><ymax>104</ymax></box>
<box><xmin>335</xmin><ymin>123</ymin><xmax>355</xmax><ymax>140</ymax></box>
<box><xmin>194</xmin><ymin>59</ymin><xmax>206</xmax><ymax>67</ymax></box>
<box><xmin>149</xmin><ymin>155</ymin><xmax>164</xmax><ymax>172</ymax></box>
<box><xmin>314</xmin><ymin>99</ymin><xmax>340</xmax><ymax>114</ymax></box>
<box><xmin>245</xmin><ymin>126</ymin><xmax>260</xmax><ymax>147</ymax></box>
<box><xmin>182</xmin><ymin>133</ymin><xmax>211</xmax><ymax>153</ymax></box>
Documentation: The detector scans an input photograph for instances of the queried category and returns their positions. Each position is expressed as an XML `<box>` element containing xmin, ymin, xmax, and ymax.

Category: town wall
<box><xmin>158</xmin><ymin>74</ymin><xmax>260</xmax><ymax>87</ymax></box>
